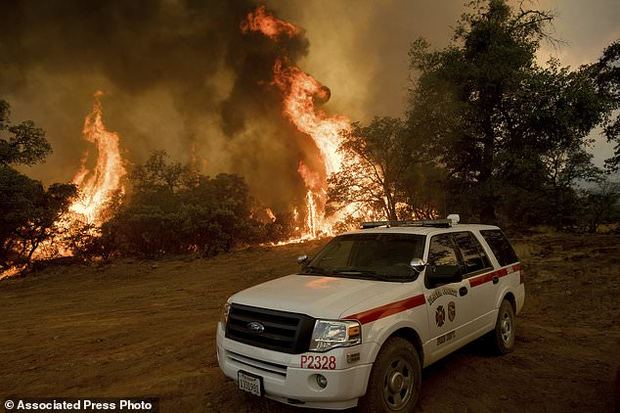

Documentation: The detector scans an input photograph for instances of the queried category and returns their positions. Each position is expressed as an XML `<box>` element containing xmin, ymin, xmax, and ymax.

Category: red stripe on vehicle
<box><xmin>469</xmin><ymin>262</ymin><xmax>521</xmax><ymax>288</ymax></box>
<box><xmin>513</xmin><ymin>263</ymin><xmax>524</xmax><ymax>283</ymax></box>
<box><xmin>343</xmin><ymin>294</ymin><xmax>426</xmax><ymax>325</ymax></box>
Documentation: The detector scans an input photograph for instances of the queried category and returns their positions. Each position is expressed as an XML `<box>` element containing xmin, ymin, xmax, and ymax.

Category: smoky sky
<box><xmin>272</xmin><ymin>0</ymin><xmax>619</xmax><ymax>167</ymax></box>
<box><xmin>1</xmin><ymin>0</ymin><xmax>315</xmax><ymax>211</ymax></box>
<box><xmin>1</xmin><ymin>0</ymin><xmax>618</xmax><ymax>211</ymax></box>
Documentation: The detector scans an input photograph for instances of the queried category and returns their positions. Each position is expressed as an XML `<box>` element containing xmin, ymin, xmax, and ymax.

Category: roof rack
<box><xmin>361</xmin><ymin>218</ymin><xmax>452</xmax><ymax>229</ymax></box>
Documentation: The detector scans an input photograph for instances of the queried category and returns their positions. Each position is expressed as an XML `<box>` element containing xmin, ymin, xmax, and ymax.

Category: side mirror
<box><xmin>297</xmin><ymin>255</ymin><xmax>310</xmax><ymax>266</ymax></box>
<box><xmin>409</xmin><ymin>258</ymin><xmax>427</xmax><ymax>273</ymax></box>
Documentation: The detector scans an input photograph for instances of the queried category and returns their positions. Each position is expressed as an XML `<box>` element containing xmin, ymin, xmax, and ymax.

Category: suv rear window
<box><xmin>453</xmin><ymin>232</ymin><xmax>491</xmax><ymax>274</ymax></box>
<box><xmin>480</xmin><ymin>230</ymin><xmax>519</xmax><ymax>267</ymax></box>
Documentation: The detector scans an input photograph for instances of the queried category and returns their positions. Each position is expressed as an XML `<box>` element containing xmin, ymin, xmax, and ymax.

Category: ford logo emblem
<box><xmin>247</xmin><ymin>321</ymin><xmax>265</xmax><ymax>334</ymax></box>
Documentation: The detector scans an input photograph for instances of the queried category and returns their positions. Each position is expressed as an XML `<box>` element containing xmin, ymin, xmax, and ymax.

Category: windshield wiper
<box><xmin>331</xmin><ymin>267</ymin><xmax>391</xmax><ymax>281</ymax></box>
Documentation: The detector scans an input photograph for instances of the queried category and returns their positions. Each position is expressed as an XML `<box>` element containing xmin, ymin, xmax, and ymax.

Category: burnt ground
<box><xmin>0</xmin><ymin>234</ymin><xmax>619</xmax><ymax>412</ymax></box>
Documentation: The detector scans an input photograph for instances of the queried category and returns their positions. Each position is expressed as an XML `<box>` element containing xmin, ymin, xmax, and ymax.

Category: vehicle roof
<box><xmin>342</xmin><ymin>223</ymin><xmax>500</xmax><ymax>237</ymax></box>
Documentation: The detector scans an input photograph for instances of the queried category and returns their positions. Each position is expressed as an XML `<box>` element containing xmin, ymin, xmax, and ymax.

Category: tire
<box><xmin>491</xmin><ymin>299</ymin><xmax>516</xmax><ymax>354</ymax></box>
<box><xmin>358</xmin><ymin>337</ymin><xmax>421</xmax><ymax>413</ymax></box>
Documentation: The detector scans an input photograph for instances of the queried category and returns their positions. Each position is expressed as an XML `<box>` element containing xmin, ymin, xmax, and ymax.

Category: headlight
<box><xmin>220</xmin><ymin>301</ymin><xmax>231</xmax><ymax>326</ymax></box>
<box><xmin>309</xmin><ymin>319</ymin><xmax>362</xmax><ymax>352</ymax></box>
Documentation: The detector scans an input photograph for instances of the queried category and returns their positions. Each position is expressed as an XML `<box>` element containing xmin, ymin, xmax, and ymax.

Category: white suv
<box><xmin>216</xmin><ymin>216</ymin><xmax>524</xmax><ymax>412</ymax></box>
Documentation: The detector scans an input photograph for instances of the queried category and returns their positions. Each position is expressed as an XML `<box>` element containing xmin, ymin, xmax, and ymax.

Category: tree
<box><xmin>328</xmin><ymin>117</ymin><xmax>411</xmax><ymax>221</ymax></box>
<box><xmin>577</xmin><ymin>181</ymin><xmax>620</xmax><ymax>232</ymax></box>
<box><xmin>0</xmin><ymin>100</ymin><xmax>77</xmax><ymax>271</ymax></box>
<box><xmin>407</xmin><ymin>0</ymin><xmax>607</xmax><ymax>224</ymax></box>
<box><xmin>100</xmin><ymin>151</ymin><xmax>264</xmax><ymax>257</ymax></box>
<box><xmin>501</xmin><ymin>61</ymin><xmax>605</xmax><ymax>226</ymax></box>
<box><xmin>0</xmin><ymin>100</ymin><xmax>51</xmax><ymax>166</ymax></box>
<box><xmin>589</xmin><ymin>40</ymin><xmax>620</xmax><ymax>172</ymax></box>
<box><xmin>130</xmin><ymin>150</ymin><xmax>197</xmax><ymax>193</ymax></box>
<box><xmin>397</xmin><ymin>159</ymin><xmax>447</xmax><ymax>220</ymax></box>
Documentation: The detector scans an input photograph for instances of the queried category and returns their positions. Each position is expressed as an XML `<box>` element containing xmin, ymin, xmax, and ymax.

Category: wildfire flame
<box><xmin>265</xmin><ymin>208</ymin><xmax>277</xmax><ymax>222</ymax></box>
<box><xmin>242</xmin><ymin>7</ymin><xmax>363</xmax><ymax>240</ymax></box>
<box><xmin>1</xmin><ymin>92</ymin><xmax>126</xmax><ymax>279</ymax></box>
<box><xmin>297</xmin><ymin>161</ymin><xmax>321</xmax><ymax>191</ymax></box>
<box><xmin>70</xmin><ymin>91</ymin><xmax>126</xmax><ymax>225</ymax></box>
<box><xmin>272</xmin><ymin>60</ymin><xmax>350</xmax><ymax>178</ymax></box>
<box><xmin>240</xmin><ymin>5</ymin><xmax>301</xmax><ymax>40</ymax></box>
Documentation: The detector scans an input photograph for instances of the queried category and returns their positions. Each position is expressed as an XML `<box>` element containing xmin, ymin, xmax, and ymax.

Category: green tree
<box><xmin>577</xmin><ymin>181</ymin><xmax>620</xmax><ymax>232</ymax></box>
<box><xmin>0</xmin><ymin>100</ymin><xmax>51</xmax><ymax>166</ymax></box>
<box><xmin>100</xmin><ymin>151</ymin><xmax>264</xmax><ymax>257</ymax></box>
<box><xmin>589</xmin><ymin>40</ymin><xmax>620</xmax><ymax>172</ymax></box>
<box><xmin>407</xmin><ymin>0</ymin><xmax>606</xmax><ymax>224</ymax></box>
<box><xmin>502</xmin><ymin>61</ymin><xmax>605</xmax><ymax>226</ymax></box>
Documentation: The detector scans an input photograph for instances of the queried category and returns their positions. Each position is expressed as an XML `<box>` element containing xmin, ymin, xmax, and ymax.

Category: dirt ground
<box><xmin>1</xmin><ymin>233</ymin><xmax>619</xmax><ymax>412</ymax></box>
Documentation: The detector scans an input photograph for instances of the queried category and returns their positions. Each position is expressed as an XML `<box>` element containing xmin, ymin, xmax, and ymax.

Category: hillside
<box><xmin>0</xmin><ymin>234</ymin><xmax>618</xmax><ymax>412</ymax></box>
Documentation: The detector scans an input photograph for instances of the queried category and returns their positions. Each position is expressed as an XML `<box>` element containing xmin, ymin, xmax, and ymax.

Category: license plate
<box><xmin>238</xmin><ymin>371</ymin><xmax>262</xmax><ymax>397</ymax></box>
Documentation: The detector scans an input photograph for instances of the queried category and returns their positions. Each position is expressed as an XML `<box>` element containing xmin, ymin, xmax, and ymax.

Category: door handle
<box><xmin>492</xmin><ymin>276</ymin><xmax>499</xmax><ymax>285</ymax></box>
<box><xmin>459</xmin><ymin>287</ymin><xmax>468</xmax><ymax>296</ymax></box>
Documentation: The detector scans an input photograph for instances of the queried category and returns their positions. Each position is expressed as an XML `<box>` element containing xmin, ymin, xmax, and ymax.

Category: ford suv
<box><xmin>216</xmin><ymin>215</ymin><xmax>524</xmax><ymax>412</ymax></box>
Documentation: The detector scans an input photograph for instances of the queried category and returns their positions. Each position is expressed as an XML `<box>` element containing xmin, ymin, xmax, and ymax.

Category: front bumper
<box><xmin>216</xmin><ymin>322</ymin><xmax>375</xmax><ymax>410</ymax></box>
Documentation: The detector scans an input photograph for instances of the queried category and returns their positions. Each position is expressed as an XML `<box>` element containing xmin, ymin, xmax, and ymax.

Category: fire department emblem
<box><xmin>448</xmin><ymin>301</ymin><xmax>456</xmax><ymax>322</ymax></box>
<box><xmin>435</xmin><ymin>305</ymin><xmax>445</xmax><ymax>327</ymax></box>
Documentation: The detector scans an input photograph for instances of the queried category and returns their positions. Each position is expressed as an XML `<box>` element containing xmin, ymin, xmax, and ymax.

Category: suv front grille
<box><xmin>225</xmin><ymin>304</ymin><xmax>315</xmax><ymax>354</ymax></box>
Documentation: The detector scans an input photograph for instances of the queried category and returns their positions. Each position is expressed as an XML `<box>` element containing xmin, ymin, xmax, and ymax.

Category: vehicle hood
<box><xmin>229</xmin><ymin>274</ymin><xmax>398</xmax><ymax>319</ymax></box>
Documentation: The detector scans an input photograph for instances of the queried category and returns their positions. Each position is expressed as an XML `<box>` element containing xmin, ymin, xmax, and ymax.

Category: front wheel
<box><xmin>491</xmin><ymin>299</ymin><xmax>516</xmax><ymax>354</ymax></box>
<box><xmin>358</xmin><ymin>337</ymin><xmax>421</xmax><ymax>413</ymax></box>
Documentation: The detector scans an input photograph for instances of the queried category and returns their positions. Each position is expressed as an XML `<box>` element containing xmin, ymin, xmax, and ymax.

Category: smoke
<box><xmin>2</xmin><ymin>0</ymin><xmax>615</xmax><ymax>210</ymax></box>
<box><xmin>0</xmin><ymin>0</ymin><xmax>314</xmax><ymax>211</ymax></box>
<box><xmin>270</xmin><ymin>0</ymin><xmax>464</xmax><ymax>121</ymax></box>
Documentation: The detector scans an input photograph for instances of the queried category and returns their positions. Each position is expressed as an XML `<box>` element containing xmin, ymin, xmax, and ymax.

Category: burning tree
<box><xmin>327</xmin><ymin>117</ymin><xmax>410</xmax><ymax>221</ymax></box>
<box><xmin>326</xmin><ymin>117</ymin><xmax>443</xmax><ymax>221</ymax></box>
<box><xmin>241</xmin><ymin>6</ymin><xmax>387</xmax><ymax>237</ymax></box>
<box><xmin>0</xmin><ymin>100</ymin><xmax>77</xmax><ymax>274</ymax></box>
<box><xmin>0</xmin><ymin>91</ymin><xmax>129</xmax><ymax>277</ymax></box>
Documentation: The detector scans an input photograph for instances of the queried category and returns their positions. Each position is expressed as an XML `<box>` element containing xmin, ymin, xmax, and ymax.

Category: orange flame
<box><xmin>1</xmin><ymin>92</ymin><xmax>126</xmax><ymax>278</ymax></box>
<box><xmin>242</xmin><ymin>8</ymin><xmax>363</xmax><ymax>239</ymax></box>
<box><xmin>273</xmin><ymin>60</ymin><xmax>350</xmax><ymax>177</ymax></box>
<box><xmin>70</xmin><ymin>91</ymin><xmax>126</xmax><ymax>224</ymax></box>
<box><xmin>240</xmin><ymin>5</ymin><xmax>302</xmax><ymax>40</ymax></box>
<box><xmin>297</xmin><ymin>161</ymin><xmax>321</xmax><ymax>191</ymax></box>
<box><xmin>265</xmin><ymin>208</ymin><xmax>277</xmax><ymax>222</ymax></box>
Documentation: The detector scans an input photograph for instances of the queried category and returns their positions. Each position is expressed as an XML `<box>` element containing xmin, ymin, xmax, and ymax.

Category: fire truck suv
<box><xmin>216</xmin><ymin>215</ymin><xmax>524</xmax><ymax>412</ymax></box>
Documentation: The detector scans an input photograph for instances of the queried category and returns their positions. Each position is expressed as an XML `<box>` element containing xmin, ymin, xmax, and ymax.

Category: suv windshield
<box><xmin>303</xmin><ymin>233</ymin><xmax>426</xmax><ymax>281</ymax></box>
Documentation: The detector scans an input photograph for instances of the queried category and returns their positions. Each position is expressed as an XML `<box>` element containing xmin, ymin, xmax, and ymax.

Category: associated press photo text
<box><xmin>3</xmin><ymin>398</ymin><xmax>158</xmax><ymax>412</ymax></box>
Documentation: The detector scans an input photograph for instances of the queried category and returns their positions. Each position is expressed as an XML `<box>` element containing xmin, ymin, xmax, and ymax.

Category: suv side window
<box><xmin>453</xmin><ymin>231</ymin><xmax>491</xmax><ymax>275</ymax></box>
<box><xmin>480</xmin><ymin>230</ymin><xmax>519</xmax><ymax>267</ymax></box>
<box><xmin>428</xmin><ymin>234</ymin><xmax>460</xmax><ymax>276</ymax></box>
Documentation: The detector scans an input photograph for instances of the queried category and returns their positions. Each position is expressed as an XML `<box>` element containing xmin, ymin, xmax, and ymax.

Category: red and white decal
<box><xmin>343</xmin><ymin>294</ymin><xmax>426</xmax><ymax>325</ymax></box>
<box><xmin>301</xmin><ymin>355</ymin><xmax>337</xmax><ymax>370</ymax></box>
<box><xmin>469</xmin><ymin>263</ymin><xmax>522</xmax><ymax>288</ymax></box>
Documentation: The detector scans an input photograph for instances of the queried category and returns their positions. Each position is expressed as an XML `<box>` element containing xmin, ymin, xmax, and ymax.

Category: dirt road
<box><xmin>1</xmin><ymin>234</ymin><xmax>618</xmax><ymax>412</ymax></box>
